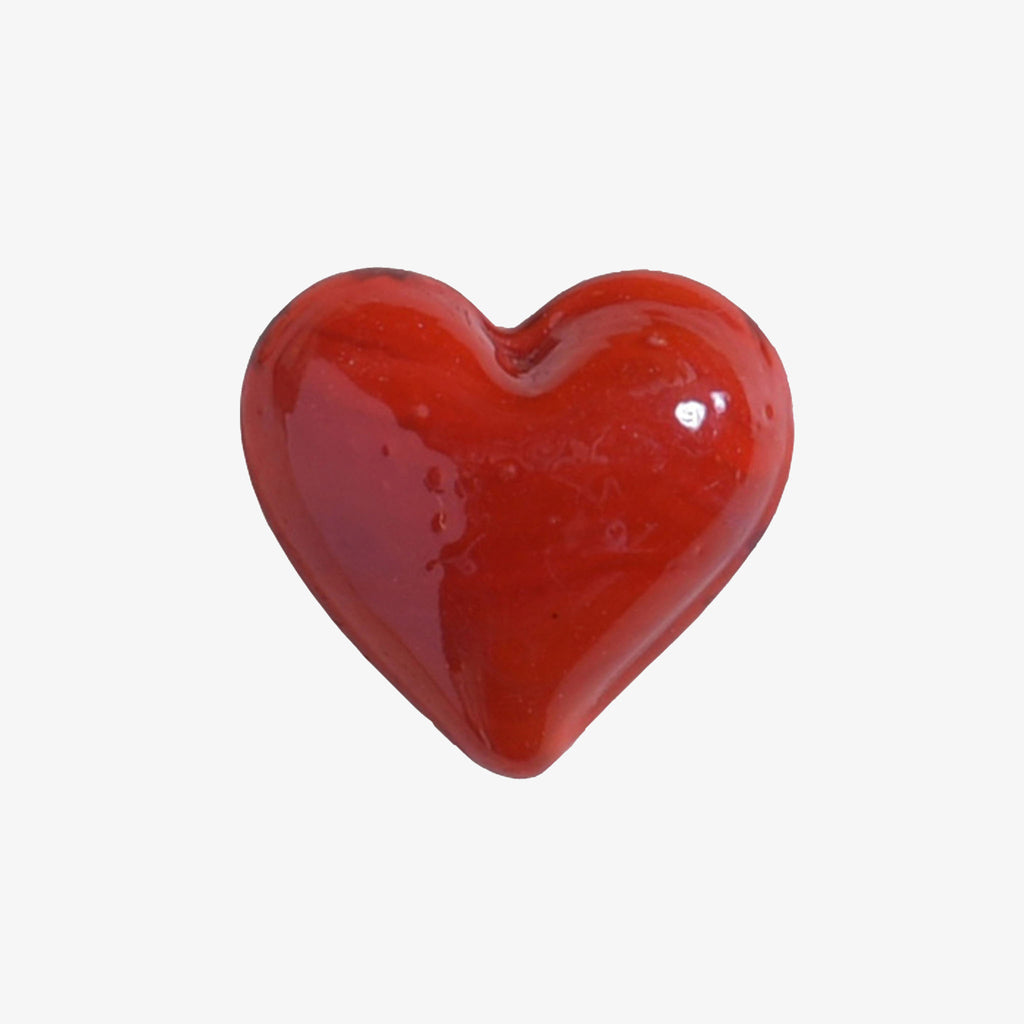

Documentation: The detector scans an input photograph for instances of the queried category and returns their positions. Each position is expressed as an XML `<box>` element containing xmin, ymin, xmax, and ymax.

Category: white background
<box><xmin>2</xmin><ymin>2</ymin><xmax>1022</xmax><ymax>1021</ymax></box>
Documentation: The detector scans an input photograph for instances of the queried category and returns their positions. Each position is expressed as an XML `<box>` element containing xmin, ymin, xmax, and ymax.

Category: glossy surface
<box><xmin>241</xmin><ymin>269</ymin><xmax>793</xmax><ymax>777</ymax></box>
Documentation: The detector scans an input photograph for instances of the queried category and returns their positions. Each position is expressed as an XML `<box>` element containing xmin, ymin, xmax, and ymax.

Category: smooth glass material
<box><xmin>241</xmin><ymin>269</ymin><xmax>793</xmax><ymax>777</ymax></box>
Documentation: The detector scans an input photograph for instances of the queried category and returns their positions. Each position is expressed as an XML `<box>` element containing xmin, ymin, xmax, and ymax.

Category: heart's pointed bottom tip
<box><xmin>462</xmin><ymin>747</ymin><xmax>564</xmax><ymax>780</ymax></box>
<box><xmin>430</xmin><ymin>716</ymin><xmax>575</xmax><ymax>779</ymax></box>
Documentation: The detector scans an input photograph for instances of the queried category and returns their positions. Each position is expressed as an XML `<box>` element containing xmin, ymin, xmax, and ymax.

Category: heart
<box><xmin>241</xmin><ymin>269</ymin><xmax>793</xmax><ymax>777</ymax></box>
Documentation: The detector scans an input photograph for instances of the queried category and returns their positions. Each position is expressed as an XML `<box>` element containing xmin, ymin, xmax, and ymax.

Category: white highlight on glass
<box><xmin>674</xmin><ymin>400</ymin><xmax>707</xmax><ymax>431</ymax></box>
<box><xmin>710</xmin><ymin>390</ymin><xmax>729</xmax><ymax>413</ymax></box>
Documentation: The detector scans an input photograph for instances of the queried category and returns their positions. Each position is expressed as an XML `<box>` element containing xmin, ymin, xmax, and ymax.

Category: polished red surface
<box><xmin>241</xmin><ymin>269</ymin><xmax>793</xmax><ymax>777</ymax></box>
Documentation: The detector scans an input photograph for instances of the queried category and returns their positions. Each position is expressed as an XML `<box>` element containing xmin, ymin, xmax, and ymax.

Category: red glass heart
<box><xmin>241</xmin><ymin>269</ymin><xmax>793</xmax><ymax>777</ymax></box>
